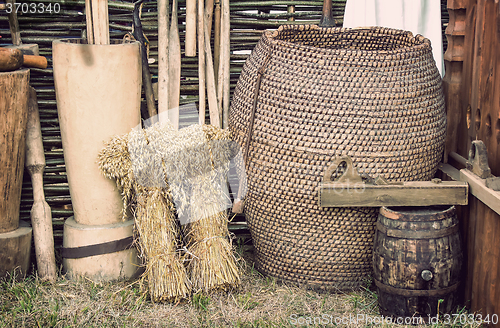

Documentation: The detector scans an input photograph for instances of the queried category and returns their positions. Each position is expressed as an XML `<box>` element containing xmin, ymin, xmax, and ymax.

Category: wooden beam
<box><xmin>319</xmin><ymin>180</ymin><xmax>468</xmax><ymax>208</ymax></box>
<box><xmin>460</xmin><ymin>168</ymin><xmax>500</xmax><ymax>216</ymax></box>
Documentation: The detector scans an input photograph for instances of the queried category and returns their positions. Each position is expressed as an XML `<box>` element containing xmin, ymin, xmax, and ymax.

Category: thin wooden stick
<box><xmin>204</xmin><ymin>12</ymin><xmax>220</xmax><ymax>128</ymax></box>
<box><xmin>213</xmin><ymin>0</ymin><xmax>221</xmax><ymax>87</ymax></box>
<box><xmin>198</xmin><ymin>0</ymin><xmax>206</xmax><ymax>124</ymax></box>
<box><xmin>84</xmin><ymin>0</ymin><xmax>94</xmax><ymax>43</ymax></box>
<box><xmin>7</xmin><ymin>0</ymin><xmax>22</xmax><ymax>46</ymax></box>
<box><xmin>221</xmin><ymin>0</ymin><xmax>230</xmax><ymax>128</ymax></box>
<box><xmin>185</xmin><ymin>0</ymin><xmax>197</xmax><ymax>57</ymax></box>
<box><xmin>168</xmin><ymin>0</ymin><xmax>181</xmax><ymax>129</ymax></box>
<box><xmin>157</xmin><ymin>0</ymin><xmax>169</xmax><ymax>120</ymax></box>
<box><xmin>205</xmin><ymin>0</ymin><xmax>215</xmax><ymax>37</ymax></box>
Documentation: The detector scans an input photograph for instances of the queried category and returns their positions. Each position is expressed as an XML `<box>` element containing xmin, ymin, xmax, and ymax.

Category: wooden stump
<box><xmin>0</xmin><ymin>69</ymin><xmax>29</xmax><ymax>233</ymax></box>
<box><xmin>0</xmin><ymin>221</ymin><xmax>32</xmax><ymax>279</ymax></box>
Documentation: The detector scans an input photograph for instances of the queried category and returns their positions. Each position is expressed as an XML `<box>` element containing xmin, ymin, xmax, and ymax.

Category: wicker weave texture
<box><xmin>229</xmin><ymin>25</ymin><xmax>446</xmax><ymax>289</ymax></box>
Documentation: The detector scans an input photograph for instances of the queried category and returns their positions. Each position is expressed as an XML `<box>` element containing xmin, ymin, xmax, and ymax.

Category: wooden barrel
<box><xmin>373</xmin><ymin>206</ymin><xmax>462</xmax><ymax>319</ymax></box>
<box><xmin>0</xmin><ymin>69</ymin><xmax>30</xmax><ymax>233</ymax></box>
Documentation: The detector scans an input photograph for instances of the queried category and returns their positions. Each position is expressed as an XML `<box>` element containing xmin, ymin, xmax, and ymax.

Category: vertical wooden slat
<box><xmin>455</xmin><ymin>2</ymin><xmax>500</xmax><ymax>324</ymax></box>
<box><xmin>443</xmin><ymin>0</ymin><xmax>467</xmax><ymax>163</ymax></box>
<box><xmin>458</xmin><ymin>0</ymin><xmax>477</xmax><ymax>158</ymax></box>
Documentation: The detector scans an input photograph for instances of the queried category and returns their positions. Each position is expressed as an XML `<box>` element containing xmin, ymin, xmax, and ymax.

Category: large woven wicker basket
<box><xmin>229</xmin><ymin>25</ymin><xmax>446</xmax><ymax>290</ymax></box>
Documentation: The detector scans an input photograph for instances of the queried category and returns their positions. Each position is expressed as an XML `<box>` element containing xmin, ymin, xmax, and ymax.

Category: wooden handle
<box><xmin>323</xmin><ymin>156</ymin><xmax>363</xmax><ymax>183</ymax></box>
<box><xmin>26</xmin><ymin>87</ymin><xmax>57</xmax><ymax>282</ymax></box>
<box><xmin>7</xmin><ymin>0</ymin><xmax>21</xmax><ymax>46</ymax></box>
<box><xmin>0</xmin><ymin>48</ymin><xmax>47</xmax><ymax>71</ymax></box>
<box><xmin>22</xmin><ymin>54</ymin><xmax>48</xmax><ymax>69</ymax></box>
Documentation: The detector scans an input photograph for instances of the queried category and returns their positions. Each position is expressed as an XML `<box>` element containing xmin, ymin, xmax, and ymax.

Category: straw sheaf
<box><xmin>228</xmin><ymin>25</ymin><xmax>446</xmax><ymax>289</ymax></box>
<box><xmin>98</xmin><ymin>123</ymin><xmax>240</xmax><ymax>301</ymax></box>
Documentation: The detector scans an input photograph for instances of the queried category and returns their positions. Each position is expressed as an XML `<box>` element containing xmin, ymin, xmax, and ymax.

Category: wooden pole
<box><xmin>133</xmin><ymin>0</ymin><xmax>157</xmax><ymax>121</ymax></box>
<box><xmin>6</xmin><ymin>0</ymin><xmax>21</xmax><ymax>46</ymax></box>
<box><xmin>213</xmin><ymin>0</ymin><xmax>221</xmax><ymax>87</ymax></box>
<box><xmin>198</xmin><ymin>0</ymin><xmax>206</xmax><ymax>124</ymax></box>
<box><xmin>204</xmin><ymin>12</ymin><xmax>220</xmax><ymax>128</ymax></box>
<box><xmin>158</xmin><ymin>0</ymin><xmax>170</xmax><ymax>121</ymax></box>
<box><xmin>221</xmin><ymin>0</ymin><xmax>230</xmax><ymax>128</ymax></box>
<box><xmin>168</xmin><ymin>0</ymin><xmax>181</xmax><ymax>129</ymax></box>
<box><xmin>91</xmin><ymin>0</ymin><xmax>109</xmax><ymax>45</ymax></box>
<box><xmin>26</xmin><ymin>87</ymin><xmax>57</xmax><ymax>282</ymax></box>
<box><xmin>185</xmin><ymin>0</ymin><xmax>197</xmax><ymax>57</ymax></box>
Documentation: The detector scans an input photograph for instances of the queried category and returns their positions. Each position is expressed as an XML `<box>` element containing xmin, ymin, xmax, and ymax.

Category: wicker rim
<box><xmin>267</xmin><ymin>25</ymin><xmax>431</xmax><ymax>58</ymax></box>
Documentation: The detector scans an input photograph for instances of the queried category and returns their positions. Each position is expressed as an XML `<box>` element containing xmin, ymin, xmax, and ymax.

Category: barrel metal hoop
<box><xmin>61</xmin><ymin>236</ymin><xmax>134</xmax><ymax>259</ymax></box>
<box><xmin>374</xmin><ymin>279</ymin><xmax>459</xmax><ymax>297</ymax></box>
<box><xmin>376</xmin><ymin>222</ymin><xmax>459</xmax><ymax>239</ymax></box>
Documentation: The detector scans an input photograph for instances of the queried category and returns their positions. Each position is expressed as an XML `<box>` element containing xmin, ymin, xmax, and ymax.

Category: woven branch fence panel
<box><xmin>0</xmin><ymin>0</ymin><xmax>341</xmax><ymax>261</ymax></box>
<box><xmin>0</xmin><ymin>0</ymin><xmax>448</xmax><ymax>263</ymax></box>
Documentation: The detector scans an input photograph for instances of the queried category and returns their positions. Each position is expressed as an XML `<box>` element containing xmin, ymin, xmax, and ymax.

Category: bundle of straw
<box><xmin>98</xmin><ymin>123</ymin><xmax>240</xmax><ymax>301</ymax></box>
<box><xmin>134</xmin><ymin>187</ymin><xmax>191</xmax><ymax>302</ymax></box>
<box><xmin>181</xmin><ymin>125</ymin><xmax>240</xmax><ymax>293</ymax></box>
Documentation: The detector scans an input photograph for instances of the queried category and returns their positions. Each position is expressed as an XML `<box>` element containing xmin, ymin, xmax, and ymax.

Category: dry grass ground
<box><xmin>0</xmin><ymin>251</ymin><xmax>483</xmax><ymax>328</ymax></box>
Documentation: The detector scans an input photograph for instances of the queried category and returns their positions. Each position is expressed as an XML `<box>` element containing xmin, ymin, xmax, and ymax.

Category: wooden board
<box><xmin>460</xmin><ymin>169</ymin><xmax>500</xmax><ymax>216</ymax></box>
<box><xmin>462</xmin><ymin>197</ymin><xmax>500</xmax><ymax>326</ymax></box>
<box><xmin>319</xmin><ymin>181</ymin><xmax>468</xmax><ymax>207</ymax></box>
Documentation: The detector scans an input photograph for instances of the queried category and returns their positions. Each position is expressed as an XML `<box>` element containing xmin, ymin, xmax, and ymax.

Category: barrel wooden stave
<box><xmin>373</xmin><ymin>206</ymin><xmax>462</xmax><ymax>318</ymax></box>
<box><xmin>0</xmin><ymin>69</ymin><xmax>30</xmax><ymax>233</ymax></box>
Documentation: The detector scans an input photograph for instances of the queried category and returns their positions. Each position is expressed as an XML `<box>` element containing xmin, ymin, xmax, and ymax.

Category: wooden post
<box><xmin>443</xmin><ymin>0</ymin><xmax>467</xmax><ymax>163</ymax></box>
